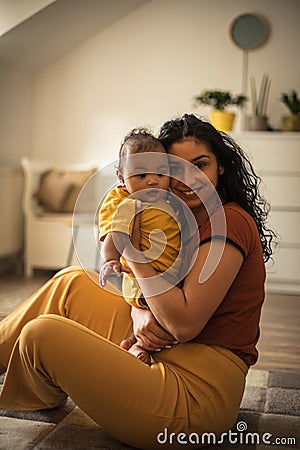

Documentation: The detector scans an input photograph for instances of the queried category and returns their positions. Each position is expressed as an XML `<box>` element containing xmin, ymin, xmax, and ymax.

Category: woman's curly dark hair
<box><xmin>158</xmin><ymin>113</ymin><xmax>276</xmax><ymax>262</ymax></box>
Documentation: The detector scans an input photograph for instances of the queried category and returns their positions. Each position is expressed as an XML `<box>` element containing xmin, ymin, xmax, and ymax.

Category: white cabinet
<box><xmin>232</xmin><ymin>132</ymin><xmax>300</xmax><ymax>295</ymax></box>
<box><xmin>0</xmin><ymin>167</ymin><xmax>23</xmax><ymax>259</ymax></box>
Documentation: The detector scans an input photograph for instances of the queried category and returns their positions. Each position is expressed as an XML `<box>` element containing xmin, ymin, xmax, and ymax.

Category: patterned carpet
<box><xmin>0</xmin><ymin>368</ymin><xmax>299</xmax><ymax>449</ymax></box>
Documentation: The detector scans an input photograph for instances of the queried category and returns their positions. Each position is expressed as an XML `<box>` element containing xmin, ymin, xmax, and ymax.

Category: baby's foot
<box><xmin>120</xmin><ymin>334</ymin><xmax>136</xmax><ymax>351</ymax></box>
<box><xmin>129</xmin><ymin>343</ymin><xmax>151</xmax><ymax>365</ymax></box>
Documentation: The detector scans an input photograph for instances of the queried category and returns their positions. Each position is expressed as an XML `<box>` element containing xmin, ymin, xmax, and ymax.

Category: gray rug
<box><xmin>0</xmin><ymin>369</ymin><xmax>299</xmax><ymax>449</ymax></box>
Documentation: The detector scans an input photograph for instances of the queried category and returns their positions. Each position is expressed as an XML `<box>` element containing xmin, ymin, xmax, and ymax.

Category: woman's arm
<box><xmin>125</xmin><ymin>211</ymin><xmax>243</xmax><ymax>342</ymax></box>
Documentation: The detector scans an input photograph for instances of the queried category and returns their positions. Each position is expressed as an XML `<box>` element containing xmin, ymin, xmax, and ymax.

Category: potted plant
<box><xmin>249</xmin><ymin>74</ymin><xmax>271</xmax><ymax>130</ymax></box>
<box><xmin>193</xmin><ymin>90</ymin><xmax>247</xmax><ymax>131</ymax></box>
<box><xmin>280</xmin><ymin>90</ymin><xmax>300</xmax><ymax>131</ymax></box>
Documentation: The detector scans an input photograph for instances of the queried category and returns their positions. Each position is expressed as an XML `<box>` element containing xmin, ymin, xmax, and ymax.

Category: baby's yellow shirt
<box><xmin>99</xmin><ymin>186</ymin><xmax>181</xmax><ymax>307</ymax></box>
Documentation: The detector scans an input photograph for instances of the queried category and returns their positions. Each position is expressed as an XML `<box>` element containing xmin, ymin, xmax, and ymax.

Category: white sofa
<box><xmin>21</xmin><ymin>158</ymin><xmax>117</xmax><ymax>277</ymax></box>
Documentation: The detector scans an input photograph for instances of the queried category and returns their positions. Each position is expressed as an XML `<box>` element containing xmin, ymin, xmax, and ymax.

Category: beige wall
<box><xmin>0</xmin><ymin>64</ymin><xmax>33</xmax><ymax>165</ymax></box>
<box><xmin>2</xmin><ymin>0</ymin><xmax>300</xmax><ymax>166</ymax></box>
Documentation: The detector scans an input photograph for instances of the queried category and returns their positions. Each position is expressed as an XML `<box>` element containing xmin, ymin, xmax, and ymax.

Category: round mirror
<box><xmin>230</xmin><ymin>13</ymin><xmax>270</xmax><ymax>50</ymax></box>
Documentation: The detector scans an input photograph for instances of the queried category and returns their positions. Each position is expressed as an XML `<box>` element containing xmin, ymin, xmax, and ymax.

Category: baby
<box><xmin>99</xmin><ymin>128</ymin><xmax>181</xmax><ymax>364</ymax></box>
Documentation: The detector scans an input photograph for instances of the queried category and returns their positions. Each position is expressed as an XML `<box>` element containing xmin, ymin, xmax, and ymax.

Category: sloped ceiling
<box><xmin>0</xmin><ymin>0</ymin><xmax>151</xmax><ymax>71</ymax></box>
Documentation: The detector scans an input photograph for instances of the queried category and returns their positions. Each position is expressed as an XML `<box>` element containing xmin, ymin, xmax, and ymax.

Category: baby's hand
<box><xmin>99</xmin><ymin>260</ymin><xmax>130</xmax><ymax>287</ymax></box>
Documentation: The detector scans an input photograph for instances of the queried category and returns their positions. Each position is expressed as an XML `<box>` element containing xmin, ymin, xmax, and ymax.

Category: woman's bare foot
<box><xmin>128</xmin><ymin>343</ymin><xmax>152</xmax><ymax>365</ymax></box>
<box><xmin>0</xmin><ymin>363</ymin><xmax>6</xmax><ymax>375</ymax></box>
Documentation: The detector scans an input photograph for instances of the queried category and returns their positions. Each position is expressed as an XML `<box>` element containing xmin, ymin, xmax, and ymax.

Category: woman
<box><xmin>0</xmin><ymin>114</ymin><xmax>275</xmax><ymax>449</ymax></box>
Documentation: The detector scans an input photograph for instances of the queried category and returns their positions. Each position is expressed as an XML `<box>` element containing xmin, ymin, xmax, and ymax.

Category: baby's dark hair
<box><xmin>158</xmin><ymin>113</ymin><xmax>277</xmax><ymax>262</ymax></box>
<box><xmin>117</xmin><ymin>127</ymin><xmax>164</xmax><ymax>179</ymax></box>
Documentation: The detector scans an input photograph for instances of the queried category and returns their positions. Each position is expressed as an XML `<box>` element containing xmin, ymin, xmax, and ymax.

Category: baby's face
<box><xmin>123</xmin><ymin>151</ymin><xmax>170</xmax><ymax>202</ymax></box>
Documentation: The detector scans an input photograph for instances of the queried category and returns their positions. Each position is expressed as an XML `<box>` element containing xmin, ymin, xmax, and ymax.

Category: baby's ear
<box><xmin>116</xmin><ymin>169</ymin><xmax>124</xmax><ymax>184</ymax></box>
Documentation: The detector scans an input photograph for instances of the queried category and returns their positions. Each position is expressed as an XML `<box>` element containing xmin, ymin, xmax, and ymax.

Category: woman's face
<box><xmin>168</xmin><ymin>138</ymin><xmax>224</xmax><ymax>222</ymax></box>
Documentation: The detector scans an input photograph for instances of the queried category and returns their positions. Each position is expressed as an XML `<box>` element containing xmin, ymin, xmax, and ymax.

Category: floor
<box><xmin>255</xmin><ymin>293</ymin><xmax>300</xmax><ymax>373</ymax></box>
<box><xmin>0</xmin><ymin>271</ymin><xmax>299</xmax><ymax>449</ymax></box>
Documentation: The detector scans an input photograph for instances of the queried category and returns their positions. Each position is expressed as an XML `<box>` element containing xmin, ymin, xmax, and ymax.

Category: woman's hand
<box><xmin>131</xmin><ymin>307</ymin><xmax>176</xmax><ymax>351</ymax></box>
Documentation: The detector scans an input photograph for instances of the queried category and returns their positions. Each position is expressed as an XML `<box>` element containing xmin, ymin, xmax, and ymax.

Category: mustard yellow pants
<box><xmin>0</xmin><ymin>266</ymin><xmax>248</xmax><ymax>450</ymax></box>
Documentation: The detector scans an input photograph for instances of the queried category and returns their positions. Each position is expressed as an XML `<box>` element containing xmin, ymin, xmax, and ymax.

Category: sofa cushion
<box><xmin>35</xmin><ymin>168</ymin><xmax>97</xmax><ymax>213</ymax></box>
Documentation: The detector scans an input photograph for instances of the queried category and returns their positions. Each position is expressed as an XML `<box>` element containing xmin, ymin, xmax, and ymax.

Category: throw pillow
<box><xmin>35</xmin><ymin>168</ymin><xmax>97</xmax><ymax>213</ymax></box>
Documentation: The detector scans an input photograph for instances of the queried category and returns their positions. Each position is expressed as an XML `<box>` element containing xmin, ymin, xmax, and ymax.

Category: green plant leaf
<box><xmin>193</xmin><ymin>89</ymin><xmax>247</xmax><ymax>111</ymax></box>
<box><xmin>280</xmin><ymin>90</ymin><xmax>300</xmax><ymax>114</ymax></box>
